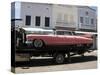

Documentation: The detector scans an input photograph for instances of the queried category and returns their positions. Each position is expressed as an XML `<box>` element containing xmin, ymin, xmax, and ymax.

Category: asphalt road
<box><xmin>15</xmin><ymin>50</ymin><xmax>97</xmax><ymax>73</ymax></box>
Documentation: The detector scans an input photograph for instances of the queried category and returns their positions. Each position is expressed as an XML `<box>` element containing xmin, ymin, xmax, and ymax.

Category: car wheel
<box><xmin>54</xmin><ymin>53</ymin><xmax>65</xmax><ymax>64</ymax></box>
<box><xmin>33</xmin><ymin>39</ymin><xmax>44</xmax><ymax>48</ymax></box>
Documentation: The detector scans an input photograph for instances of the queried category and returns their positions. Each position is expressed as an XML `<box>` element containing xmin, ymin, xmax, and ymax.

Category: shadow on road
<box><xmin>16</xmin><ymin>55</ymin><xmax>97</xmax><ymax>67</ymax></box>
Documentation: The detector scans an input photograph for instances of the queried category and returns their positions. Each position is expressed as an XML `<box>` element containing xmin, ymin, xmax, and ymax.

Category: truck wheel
<box><xmin>54</xmin><ymin>53</ymin><xmax>65</xmax><ymax>64</ymax></box>
<box><xmin>33</xmin><ymin>39</ymin><xmax>44</xmax><ymax>48</ymax></box>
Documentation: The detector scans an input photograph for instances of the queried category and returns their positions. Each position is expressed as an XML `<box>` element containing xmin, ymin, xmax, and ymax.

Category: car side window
<box><xmin>56</xmin><ymin>31</ymin><xmax>64</xmax><ymax>35</ymax></box>
<box><xmin>56</xmin><ymin>31</ymin><xmax>72</xmax><ymax>35</ymax></box>
<box><xmin>64</xmin><ymin>32</ymin><xmax>72</xmax><ymax>35</ymax></box>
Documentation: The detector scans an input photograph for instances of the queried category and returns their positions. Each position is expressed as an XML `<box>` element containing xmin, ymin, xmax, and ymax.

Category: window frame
<box><xmin>91</xmin><ymin>18</ymin><xmax>94</xmax><ymax>24</ymax></box>
<box><xmin>80</xmin><ymin>17</ymin><xmax>84</xmax><ymax>23</ymax></box>
<box><xmin>35</xmin><ymin>16</ymin><xmax>41</xmax><ymax>26</ymax></box>
<box><xmin>45</xmin><ymin>17</ymin><xmax>50</xmax><ymax>27</ymax></box>
<box><xmin>85</xmin><ymin>17</ymin><xmax>89</xmax><ymax>25</ymax></box>
<box><xmin>25</xmin><ymin>15</ymin><xmax>31</xmax><ymax>26</ymax></box>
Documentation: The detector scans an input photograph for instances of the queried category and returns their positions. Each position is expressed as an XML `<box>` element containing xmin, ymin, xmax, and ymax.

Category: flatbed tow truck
<box><xmin>11</xmin><ymin>27</ymin><xmax>93</xmax><ymax>68</ymax></box>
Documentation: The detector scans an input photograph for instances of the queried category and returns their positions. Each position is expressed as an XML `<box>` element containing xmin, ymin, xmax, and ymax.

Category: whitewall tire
<box><xmin>33</xmin><ymin>39</ymin><xmax>43</xmax><ymax>48</ymax></box>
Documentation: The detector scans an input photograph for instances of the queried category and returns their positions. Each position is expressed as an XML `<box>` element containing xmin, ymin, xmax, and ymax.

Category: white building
<box><xmin>11</xmin><ymin>2</ymin><xmax>97</xmax><ymax>32</ymax></box>
<box><xmin>77</xmin><ymin>6</ymin><xmax>97</xmax><ymax>32</ymax></box>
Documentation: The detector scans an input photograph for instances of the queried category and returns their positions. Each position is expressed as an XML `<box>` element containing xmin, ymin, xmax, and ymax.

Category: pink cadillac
<box><xmin>25</xmin><ymin>29</ymin><xmax>93</xmax><ymax>50</ymax></box>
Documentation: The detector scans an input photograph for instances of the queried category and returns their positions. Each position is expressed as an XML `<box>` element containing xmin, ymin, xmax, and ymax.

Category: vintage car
<box><xmin>14</xmin><ymin>28</ymin><xmax>94</xmax><ymax>64</ymax></box>
<box><xmin>25</xmin><ymin>28</ymin><xmax>93</xmax><ymax>50</ymax></box>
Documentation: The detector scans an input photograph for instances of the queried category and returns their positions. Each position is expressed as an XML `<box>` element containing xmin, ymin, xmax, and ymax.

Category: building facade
<box><xmin>52</xmin><ymin>4</ymin><xmax>78</xmax><ymax>30</ymax></box>
<box><xmin>77</xmin><ymin>6</ymin><xmax>97</xmax><ymax>32</ymax></box>
<box><xmin>11</xmin><ymin>2</ymin><xmax>97</xmax><ymax>32</ymax></box>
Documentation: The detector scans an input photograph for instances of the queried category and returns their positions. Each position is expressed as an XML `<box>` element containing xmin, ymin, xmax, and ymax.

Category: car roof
<box><xmin>22</xmin><ymin>27</ymin><xmax>53</xmax><ymax>32</ymax></box>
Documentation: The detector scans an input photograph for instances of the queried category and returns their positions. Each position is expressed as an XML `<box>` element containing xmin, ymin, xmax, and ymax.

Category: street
<box><xmin>15</xmin><ymin>50</ymin><xmax>97</xmax><ymax>73</ymax></box>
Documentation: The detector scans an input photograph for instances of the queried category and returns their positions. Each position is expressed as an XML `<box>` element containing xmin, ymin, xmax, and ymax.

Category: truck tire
<box><xmin>33</xmin><ymin>39</ymin><xmax>44</xmax><ymax>48</ymax></box>
<box><xmin>53</xmin><ymin>53</ymin><xmax>65</xmax><ymax>64</ymax></box>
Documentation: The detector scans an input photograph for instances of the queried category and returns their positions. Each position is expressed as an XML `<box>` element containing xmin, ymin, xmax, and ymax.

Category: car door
<box><xmin>55</xmin><ymin>35</ymin><xmax>65</xmax><ymax>45</ymax></box>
